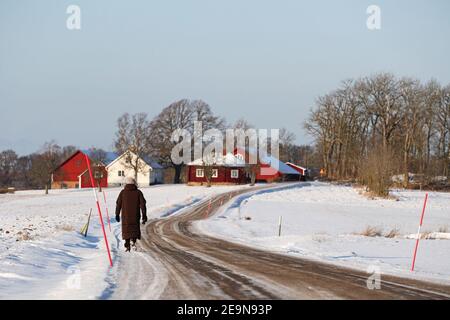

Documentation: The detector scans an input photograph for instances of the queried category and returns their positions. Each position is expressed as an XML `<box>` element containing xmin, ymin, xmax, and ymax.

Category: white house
<box><xmin>106</xmin><ymin>151</ymin><xmax>164</xmax><ymax>187</ymax></box>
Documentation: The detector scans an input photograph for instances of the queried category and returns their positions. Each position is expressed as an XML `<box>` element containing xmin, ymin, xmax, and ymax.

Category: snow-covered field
<box><xmin>0</xmin><ymin>184</ymin><xmax>248</xmax><ymax>299</ymax></box>
<box><xmin>1</xmin><ymin>182</ymin><xmax>449</xmax><ymax>299</ymax></box>
<box><xmin>197</xmin><ymin>182</ymin><xmax>450</xmax><ymax>284</ymax></box>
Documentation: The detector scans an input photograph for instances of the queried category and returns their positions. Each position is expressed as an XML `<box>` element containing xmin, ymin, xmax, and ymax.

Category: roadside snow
<box><xmin>0</xmin><ymin>184</ymin><xmax>247</xmax><ymax>299</ymax></box>
<box><xmin>196</xmin><ymin>182</ymin><xmax>450</xmax><ymax>284</ymax></box>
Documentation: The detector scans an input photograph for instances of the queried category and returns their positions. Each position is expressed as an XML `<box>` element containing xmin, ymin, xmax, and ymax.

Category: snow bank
<box><xmin>196</xmin><ymin>182</ymin><xmax>450</xmax><ymax>284</ymax></box>
<box><xmin>405</xmin><ymin>232</ymin><xmax>450</xmax><ymax>240</ymax></box>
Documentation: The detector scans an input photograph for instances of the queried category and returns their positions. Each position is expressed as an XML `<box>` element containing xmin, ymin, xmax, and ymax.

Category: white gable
<box><xmin>106</xmin><ymin>151</ymin><xmax>152</xmax><ymax>186</ymax></box>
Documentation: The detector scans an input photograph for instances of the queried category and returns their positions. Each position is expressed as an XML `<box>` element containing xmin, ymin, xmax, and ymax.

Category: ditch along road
<box><xmin>112</xmin><ymin>186</ymin><xmax>450</xmax><ymax>300</ymax></box>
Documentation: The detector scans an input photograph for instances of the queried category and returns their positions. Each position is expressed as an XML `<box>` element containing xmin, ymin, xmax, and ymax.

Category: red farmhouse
<box><xmin>51</xmin><ymin>150</ymin><xmax>108</xmax><ymax>189</ymax></box>
<box><xmin>187</xmin><ymin>153</ymin><xmax>247</xmax><ymax>185</ymax></box>
<box><xmin>186</xmin><ymin>149</ymin><xmax>301</xmax><ymax>185</ymax></box>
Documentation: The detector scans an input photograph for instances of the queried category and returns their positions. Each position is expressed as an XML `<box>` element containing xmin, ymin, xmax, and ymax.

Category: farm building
<box><xmin>51</xmin><ymin>150</ymin><xmax>164</xmax><ymax>189</ymax></box>
<box><xmin>234</xmin><ymin>148</ymin><xmax>300</xmax><ymax>182</ymax></box>
<box><xmin>106</xmin><ymin>151</ymin><xmax>164</xmax><ymax>187</ymax></box>
<box><xmin>187</xmin><ymin>153</ymin><xmax>247</xmax><ymax>185</ymax></box>
<box><xmin>186</xmin><ymin>149</ymin><xmax>300</xmax><ymax>185</ymax></box>
<box><xmin>286</xmin><ymin>162</ymin><xmax>309</xmax><ymax>180</ymax></box>
<box><xmin>51</xmin><ymin>150</ymin><xmax>108</xmax><ymax>189</ymax></box>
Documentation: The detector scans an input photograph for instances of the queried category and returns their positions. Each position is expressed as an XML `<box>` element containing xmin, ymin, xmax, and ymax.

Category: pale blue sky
<box><xmin>1</xmin><ymin>0</ymin><xmax>449</xmax><ymax>154</ymax></box>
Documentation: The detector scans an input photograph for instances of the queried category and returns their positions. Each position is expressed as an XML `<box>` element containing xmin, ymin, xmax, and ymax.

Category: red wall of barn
<box><xmin>80</xmin><ymin>167</ymin><xmax>108</xmax><ymax>188</ymax></box>
<box><xmin>234</xmin><ymin>148</ymin><xmax>281</xmax><ymax>182</ymax></box>
<box><xmin>53</xmin><ymin>151</ymin><xmax>87</xmax><ymax>182</ymax></box>
<box><xmin>256</xmin><ymin>163</ymin><xmax>281</xmax><ymax>182</ymax></box>
<box><xmin>187</xmin><ymin>166</ymin><xmax>246</xmax><ymax>184</ymax></box>
<box><xmin>53</xmin><ymin>151</ymin><xmax>108</xmax><ymax>188</ymax></box>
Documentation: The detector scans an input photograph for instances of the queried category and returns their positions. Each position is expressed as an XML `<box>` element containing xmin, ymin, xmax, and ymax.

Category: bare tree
<box><xmin>29</xmin><ymin>141</ymin><xmax>62</xmax><ymax>194</ymax></box>
<box><xmin>114</xmin><ymin>113</ymin><xmax>152</xmax><ymax>181</ymax></box>
<box><xmin>398</xmin><ymin>78</ymin><xmax>423</xmax><ymax>187</ymax></box>
<box><xmin>198</xmin><ymin>152</ymin><xmax>217</xmax><ymax>187</ymax></box>
<box><xmin>192</xmin><ymin>100</ymin><xmax>226</xmax><ymax>132</ymax></box>
<box><xmin>149</xmin><ymin>100</ymin><xmax>194</xmax><ymax>183</ymax></box>
<box><xmin>149</xmin><ymin>99</ymin><xmax>224</xmax><ymax>183</ymax></box>
<box><xmin>244</xmin><ymin>162</ymin><xmax>261</xmax><ymax>186</ymax></box>
<box><xmin>233</xmin><ymin>118</ymin><xmax>254</xmax><ymax>131</ymax></box>
<box><xmin>360</xmin><ymin>145</ymin><xmax>396</xmax><ymax>197</ymax></box>
<box><xmin>436</xmin><ymin>85</ymin><xmax>450</xmax><ymax>178</ymax></box>
<box><xmin>13</xmin><ymin>155</ymin><xmax>33</xmax><ymax>189</ymax></box>
<box><xmin>278</xmin><ymin>128</ymin><xmax>296</xmax><ymax>162</ymax></box>
<box><xmin>0</xmin><ymin>150</ymin><xmax>18</xmax><ymax>187</ymax></box>
<box><xmin>88</xmin><ymin>147</ymin><xmax>107</xmax><ymax>165</ymax></box>
<box><xmin>305</xmin><ymin>73</ymin><xmax>450</xmax><ymax>195</ymax></box>
<box><xmin>88</xmin><ymin>147</ymin><xmax>108</xmax><ymax>191</ymax></box>
<box><xmin>61</xmin><ymin>145</ymin><xmax>77</xmax><ymax>161</ymax></box>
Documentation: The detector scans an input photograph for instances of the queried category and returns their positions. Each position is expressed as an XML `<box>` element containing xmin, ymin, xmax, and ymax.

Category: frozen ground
<box><xmin>196</xmin><ymin>182</ymin><xmax>450</xmax><ymax>284</ymax></box>
<box><xmin>0</xmin><ymin>184</ymin><xmax>248</xmax><ymax>299</ymax></box>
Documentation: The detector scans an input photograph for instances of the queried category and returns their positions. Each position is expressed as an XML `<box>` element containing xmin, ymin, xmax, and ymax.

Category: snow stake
<box><xmin>85</xmin><ymin>154</ymin><xmax>113</xmax><ymax>267</ymax></box>
<box><xmin>278</xmin><ymin>216</ymin><xmax>283</xmax><ymax>237</ymax></box>
<box><xmin>411</xmin><ymin>193</ymin><xmax>429</xmax><ymax>272</ymax></box>
<box><xmin>102</xmin><ymin>190</ymin><xmax>112</xmax><ymax>232</ymax></box>
<box><xmin>80</xmin><ymin>208</ymin><xmax>92</xmax><ymax>237</ymax></box>
<box><xmin>204</xmin><ymin>198</ymin><xmax>212</xmax><ymax>218</ymax></box>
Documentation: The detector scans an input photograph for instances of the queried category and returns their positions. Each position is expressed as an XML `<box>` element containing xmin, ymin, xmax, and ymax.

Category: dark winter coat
<box><xmin>115</xmin><ymin>184</ymin><xmax>147</xmax><ymax>240</ymax></box>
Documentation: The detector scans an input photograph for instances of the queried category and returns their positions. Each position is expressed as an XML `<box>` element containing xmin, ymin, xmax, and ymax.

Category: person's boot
<box><xmin>124</xmin><ymin>239</ymin><xmax>131</xmax><ymax>252</ymax></box>
<box><xmin>131</xmin><ymin>239</ymin><xmax>137</xmax><ymax>251</ymax></box>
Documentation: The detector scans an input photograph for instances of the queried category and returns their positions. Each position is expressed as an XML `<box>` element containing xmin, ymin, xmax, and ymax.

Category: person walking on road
<box><xmin>115</xmin><ymin>177</ymin><xmax>148</xmax><ymax>252</ymax></box>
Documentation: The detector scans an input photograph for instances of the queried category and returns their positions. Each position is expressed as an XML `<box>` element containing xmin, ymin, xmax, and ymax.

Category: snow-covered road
<box><xmin>197</xmin><ymin>182</ymin><xmax>450</xmax><ymax>284</ymax></box>
<box><xmin>115</xmin><ymin>186</ymin><xmax>450</xmax><ymax>299</ymax></box>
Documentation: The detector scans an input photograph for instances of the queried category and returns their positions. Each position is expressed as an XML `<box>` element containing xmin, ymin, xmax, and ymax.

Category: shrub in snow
<box><xmin>384</xmin><ymin>228</ymin><xmax>400</xmax><ymax>238</ymax></box>
<box><xmin>359</xmin><ymin>226</ymin><xmax>383</xmax><ymax>237</ymax></box>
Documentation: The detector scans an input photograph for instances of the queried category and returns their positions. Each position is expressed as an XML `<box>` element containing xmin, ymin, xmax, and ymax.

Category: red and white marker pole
<box><xmin>85</xmin><ymin>154</ymin><xmax>113</xmax><ymax>267</ymax></box>
<box><xmin>102</xmin><ymin>190</ymin><xmax>112</xmax><ymax>232</ymax></box>
<box><xmin>411</xmin><ymin>193</ymin><xmax>429</xmax><ymax>272</ymax></box>
<box><xmin>204</xmin><ymin>198</ymin><xmax>212</xmax><ymax>219</ymax></box>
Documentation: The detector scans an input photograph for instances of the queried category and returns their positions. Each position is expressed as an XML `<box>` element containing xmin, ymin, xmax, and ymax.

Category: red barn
<box><xmin>187</xmin><ymin>153</ymin><xmax>247</xmax><ymax>185</ymax></box>
<box><xmin>51</xmin><ymin>150</ymin><xmax>108</xmax><ymax>189</ymax></box>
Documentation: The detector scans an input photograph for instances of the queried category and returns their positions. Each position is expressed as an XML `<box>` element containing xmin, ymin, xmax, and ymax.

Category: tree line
<box><xmin>305</xmin><ymin>73</ymin><xmax>450</xmax><ymax>195</ymax></box>
<box><xmin>1</xmin><ymin>99</ymin><xmax>309</xmax><ymax>190</ymax></box>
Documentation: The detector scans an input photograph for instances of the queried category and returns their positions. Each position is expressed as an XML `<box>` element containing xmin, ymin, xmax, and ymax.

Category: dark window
<box><xmin>94</xmin><ymin>171</ymin><xmax>103</xmax><ymax>179</ymax></box>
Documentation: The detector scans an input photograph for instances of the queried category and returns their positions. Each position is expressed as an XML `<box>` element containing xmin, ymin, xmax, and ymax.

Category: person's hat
<box><xmin>124</xmin><ymin>176</ymin><xmax>136</xmax><ymax>185</ymax></box>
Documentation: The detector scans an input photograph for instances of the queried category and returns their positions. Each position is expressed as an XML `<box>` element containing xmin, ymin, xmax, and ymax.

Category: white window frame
<box><xmin>196</xmin><ymin>168</ymin><xmax>204</xmax><ymax>178</ymax></box>
<box><xmin>231</xmin><ymin>169</ymin><xmax>239</xmax><ymax>178</ymax></box>
<box><xmin>212</xmin><ymin>169</ymin><xmax>219</xmax><ymax>178</ymax></box>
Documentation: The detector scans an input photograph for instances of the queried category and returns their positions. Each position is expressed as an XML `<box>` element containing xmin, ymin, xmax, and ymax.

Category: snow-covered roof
<box><xmin>260</xmin><ymin>155</ymin><xmax>299</xmax><ymax>175</ymax></box>
<box><xmin>286</xmin><ymin>162</ymin><xmax>307</xmax><ymax>171</ymax></box>
<box><xmin>81</xmin><ymin>150</ymin><xmax>118</xmax><ymax>166</ymax></box>
<box><xmin>84</xmin><ymin>150</ymin><xmax>163</xmax><ymax>170</ymax></box>
<box><xmin>188</xmin><ymin>152</ymin><xmax>246</xmax><ymax>167</ymax></box>
<box><xmin>235</xmin><ymin>147</ymin><xmax>299</xmax><ymax>175</ymax></box>
<box><xmin>142</xmin><ymin>156</ymin><xmax>164</xmax><ymax>169</ymax></box>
